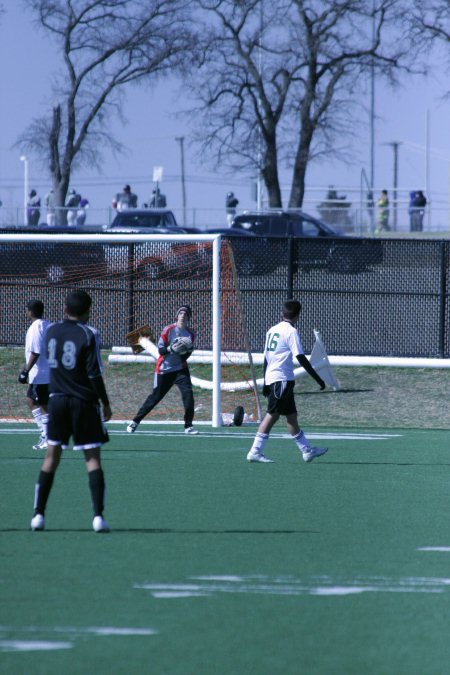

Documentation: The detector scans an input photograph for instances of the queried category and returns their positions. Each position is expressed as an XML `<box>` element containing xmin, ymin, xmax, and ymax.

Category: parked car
<box><xmin>104</xmin><ymin>209</ymin><xmax>180</xmax><ymax>233</ymax></box>
<box><xmin>102</xmin><ymin>208</ymin><xmax>205</xmax><ymax>279</ymax></box>
<box><xmin>0</xmin><ymin>225</ymin><xmax>105</xmax><ymax>283</ymax></box>
<box><xmin>195</xmin><ymin>226</ymin><xmax>263</xmax><ymax>276</ymax></box>
<box><xmin>224</xmin><ymin>210</ymin><xmax>383</xmax><ymax>274</ymax></box>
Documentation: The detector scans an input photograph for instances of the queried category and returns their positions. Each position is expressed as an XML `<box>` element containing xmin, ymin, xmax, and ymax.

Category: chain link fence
<box><xmin>1</xmin><ymin>234</ymin><xmax>449</xmax><ymax>358</ymax></box>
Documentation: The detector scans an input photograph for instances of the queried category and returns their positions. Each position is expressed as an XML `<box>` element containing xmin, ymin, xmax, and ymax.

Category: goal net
<box><xmin>0</xmin><ymin>232</ymin><xmax>262</xmax><ymax>427</ymax></box>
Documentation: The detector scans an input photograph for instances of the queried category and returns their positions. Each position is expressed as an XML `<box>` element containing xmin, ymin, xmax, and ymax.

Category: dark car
<box><xmin>0</xmin><ymin>225</ymin><xmax>105</xmax><ymax>283</ymax></box>
<box><xmin>231</xmin><ymin>210</ymin><xmax>338</xmax><ymax>237</ymax></box>
<box><xmin>195</xmin><ymin>226</ymin><xmax>262</xmax><ymax>276</ymax></box>
<box><xmin>104</xmin><ymin>208</ymin><xmax>181</xmax><ymax>233</ymax></box>
<box><xmin>103</xmin><ymin>208</ymin><xmax>204</xmax><ymax>279</ymax></box>
<box><xmin>227</xmin><ymin>210</ymin><xmax>383</xmax><ymax>274</ymax></box>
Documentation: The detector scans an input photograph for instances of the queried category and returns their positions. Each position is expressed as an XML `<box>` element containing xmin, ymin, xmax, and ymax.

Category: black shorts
<box><xmin>27</xmin><ymin>383</ymin><xmax>49</xmax><ymax>406</ymax></box>
<box><xmin>47</xmin><ymin>395</ymin><xmax>109</xmax><ymax>450</ymax></box>
<box><xmin>265</xmin><ymin>380</ymin><xmax>297</xmax><ymax>416</ymax></box>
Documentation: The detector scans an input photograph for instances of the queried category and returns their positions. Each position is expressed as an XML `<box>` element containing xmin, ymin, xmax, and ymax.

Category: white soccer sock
<box><xmin>250</xmin><ymin>432</ymin><xmax>269</xmax><ymax>454</ymax></box>
<box><xmin>31</xmin><ymin>408</ymin><xmax>44</xmax><ymax>433</ymax></box>
<box><xmin>293</xmin><ymin>430</ymin><xmax>310</xmax><ymax>452</ymax></box>
<box><xmin>40</xmin><ymin>414</ymin><xmax>48</xmax><ymax>439</ymax></box>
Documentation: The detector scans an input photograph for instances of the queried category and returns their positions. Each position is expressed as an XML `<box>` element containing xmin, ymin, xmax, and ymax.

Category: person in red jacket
<box><xmin>126</xmin><ymin>304</ymin><xmax>198</xmax><ymax>435</ymax></box>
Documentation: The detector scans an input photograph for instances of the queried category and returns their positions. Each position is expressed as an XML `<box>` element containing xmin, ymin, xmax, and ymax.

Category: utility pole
<box><xmin>368</xmin><ymin>0</ymin><xmax>378</xmax><ymax>232</ymax></box>
<box><xmin>256</xmin><ymin>0</ymin><xmax>264</xmax><ymax>210</ymax></box>
<box><xmin>384</xmin><ymin>141</ymin><xmax>401</xmax><ymax>229</ymax></box>
<box><xmin>370</xmin><ymin>0</ymin><xmax>375</xmax><ymax>194</ymax></box>
<box><xmin>426</xmin><ymin>109</ymin><xmax>431</xmax><ymax>230</ymax></box>
<box><xmin>20</xmin><ymin>155</ymin><xmax>28</xmax><ymax>226</ymax></box>
<box><xmin>176</xmin><ymin>137</ymin><xmax>187</xmax><ymax>225</ymax></box>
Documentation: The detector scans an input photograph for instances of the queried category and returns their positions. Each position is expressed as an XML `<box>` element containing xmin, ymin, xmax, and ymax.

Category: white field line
<box><xmin>0</xmin><ymin>626</ymin><xmax>158</xmax><ymax>652</ymax></box>
<box><xmin>134</xmin><ymin>574</ymin><xmax>450</xmax><ymax>598</ymax></box>
<box><xmin>0</xmin><ymin>426</ymin><xmax>401</xmax><ymax>441</ymax></box>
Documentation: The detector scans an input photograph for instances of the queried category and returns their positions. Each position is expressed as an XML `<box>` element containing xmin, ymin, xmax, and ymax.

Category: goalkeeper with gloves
<box><xmin>127</xmin><ymin>305</ymin><xmax>198</xmax><ymax>435</ymax></box>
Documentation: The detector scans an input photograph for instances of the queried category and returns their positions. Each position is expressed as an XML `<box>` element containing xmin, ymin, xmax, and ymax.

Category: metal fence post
<box><xmin>439</xmin><ymin>240</ymin><xmax>447</xmax><ymax>358</ymax></box>
<box><xmin>287</xmin><ymin>237</ymin><xmax>294</xmax><ymax>299</ymax></box>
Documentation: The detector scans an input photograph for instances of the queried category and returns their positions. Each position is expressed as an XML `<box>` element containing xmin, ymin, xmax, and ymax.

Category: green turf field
<box><xmin>2</xmin><ymin>423</ymin><xmax>450</xmax><ymax>674</ymax></box>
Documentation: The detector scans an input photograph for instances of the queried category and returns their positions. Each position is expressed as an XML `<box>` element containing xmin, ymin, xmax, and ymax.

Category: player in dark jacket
<box><xmin>30</xmin><ymin>290</ymin><xmax>112</xmax><ymax>533</ymax></box>
<box><xmin>126</xmin><ymin>304</ymin><xmax>198</xmax><ymax>435</ymax></box>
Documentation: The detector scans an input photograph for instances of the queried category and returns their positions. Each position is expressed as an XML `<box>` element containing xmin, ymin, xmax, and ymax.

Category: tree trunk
<box><xmin>288</xmin><ymin>121</ymin><xmax>314</xmax><ymax>209</ymax></box>
<box><xmin>262</xmin><ymin>134</ymin><xmax>282</xmax><ymax>208</ymax></box>
<box><xmin>49</xmin><ymin>104</ymin><xmax>71</xmax><ymax>224</ymax></box>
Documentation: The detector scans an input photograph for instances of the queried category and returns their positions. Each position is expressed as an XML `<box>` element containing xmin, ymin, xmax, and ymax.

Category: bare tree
<box><xmin>410</xmin><ymin>0</ymin><xmax>450</xmax><ymax>94</ymax></box>
<box><xmin>16</xmin><ymin>0</ymin><xmax>193</xmax><ymax>217</ymax></box>
<box><xmin>186</xmin><ymin>0</ymin><xmax>419</xmax><ymax>208</ymax></box>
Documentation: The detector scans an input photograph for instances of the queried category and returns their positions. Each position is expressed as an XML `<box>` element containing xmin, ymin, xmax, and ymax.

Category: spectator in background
<box><xmin>26</xmin><ymin>190</ymin><xmax>41</xmax><ymax>226</ymax></box>
<box><xmin>375</xmin><ymin>190</ymin><xmax>390</xmax><ymax>235</ymax></box>
<box><xmin>366</xmin><ymin>190</ymin><xmax>375</xmax><ymax>229</ymax></box>
<box><xmin>415</xmin><ymin>190</ymin><xmax>427</xmax><ymax>232</ymax></box>
<box><xmin>112</xmin><ymin>184</ymin><xmax>138</xmax><ymax>211</ymax></box>
<box><xmin>149</xmin><ymin>187</ymin><xmax>167</xmax><ymax>207</ymax></box>
<box><xmin>45</xmin><ymin>189</ymin><xmax>55</xmax><ymax>226</ymax></box>
<box><xmin>226</xmin><ymin>191</ymin><xmax>239</xmax><ymax>226</ymax></box>
<box><xmin>66</xmin><ymin>189</ymin><xmax>81</xmax><ymax>226</ymax></box>
<box><xmin>76</xmin><ymin>196</ymin><xmax>89</xmax><ymax>226</ymax></box>
<box><xmin>408</xmin><ymin>190</ymin><xmax>418</xmax><ymax>232</ymax></box>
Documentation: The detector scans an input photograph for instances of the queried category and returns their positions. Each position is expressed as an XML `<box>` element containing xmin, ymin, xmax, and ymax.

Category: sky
<box><xmin>0</xmin><ymin>3</ymin><xmax>449</xmax><ymax>227</ymax></box>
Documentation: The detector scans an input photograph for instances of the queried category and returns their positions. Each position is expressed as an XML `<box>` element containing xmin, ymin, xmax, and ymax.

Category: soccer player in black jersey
<box><xmin>30</xmin><ymin>290</ymin><xmax>112</xmax><ymax>533</ymax></box>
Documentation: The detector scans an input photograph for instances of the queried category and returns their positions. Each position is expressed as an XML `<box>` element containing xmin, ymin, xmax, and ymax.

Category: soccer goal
<box><xmin>0</xmin><ymin>231</ymin><xmax>263</xmax><ymax>427</ymax></box>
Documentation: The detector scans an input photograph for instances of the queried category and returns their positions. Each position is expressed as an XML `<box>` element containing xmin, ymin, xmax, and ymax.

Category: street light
<box><xmin>175</xmin><ymin>137</ymin><xmax>187</xmax><ymax>226</ymax></box>
<box><xmin>20</xmin><ymin>155</ymin><xmax>28</xmax><ymax>226</ymax></box>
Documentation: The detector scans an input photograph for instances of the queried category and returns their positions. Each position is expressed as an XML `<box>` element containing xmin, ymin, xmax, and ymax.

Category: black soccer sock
<box><xmin>88</xmin><ymin>469</ymin><xmax>105</xmax><ymax>517</ymax></box>
<box><xmin>34</xmin><ymin>470</ymin><xmax>55</xmax><ymax>516</ymax></box>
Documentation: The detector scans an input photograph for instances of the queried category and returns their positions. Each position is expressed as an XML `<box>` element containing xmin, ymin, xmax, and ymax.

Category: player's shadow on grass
<box><xmin>325</xmin><ymin>461</ymin><xmax>450</xmax><ymax>466</ymax></box>
<box><xmin>298</xmin><ymin>388</ymin><xmax>374</xmax><ymax>395</ymax></box>
<box><xmin>3</xmin><ymin>527</ymin><xmax>320</xmax><ymax>534</ymax></box>
<box><xmin>113</xmin><ymin>528</ymin><xmax>321</xmax><ymax>535</ymax></box>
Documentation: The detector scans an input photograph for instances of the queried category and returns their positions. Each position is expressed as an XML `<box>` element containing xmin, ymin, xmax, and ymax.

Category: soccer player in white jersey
<box><xmin>247</xmin><ymin>299</ymin><xmax>328</xmax><ymax>463</ymax></box>
<box><xmin>18</xmin><ymin>300</ymin><xmax>51</xmax><ymax>450</ymax></box>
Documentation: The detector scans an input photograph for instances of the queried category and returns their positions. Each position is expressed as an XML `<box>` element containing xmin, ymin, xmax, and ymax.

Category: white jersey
<box><xmin>25</xmin><ymin>318</ymin><xmax>51</xmax><ymax>384</ymax></box>
<box><xmin>263</xmin><ymin>319</ymin><xmax>304</xmax><ymax>385</ymax></box>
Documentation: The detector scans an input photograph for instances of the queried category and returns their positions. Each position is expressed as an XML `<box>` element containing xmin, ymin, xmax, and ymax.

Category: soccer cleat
<box><xmin>246</xmin><ymin>450</ymin><xmax>274</xmax><ymax>463</ymax></box>
<box><xmin>33</xmin><ymin>435</ymin><xmax>47</xmax><ymax>451</ymax></box>
<box><xmin>31</xmin><ymin>514</ymin><xmax>45</xmax><ymax>531</ymax></box>
<box><xmin>302</xmin><ymin>446</ymin><xmax>328</xmax><ymax>463</ymax></box>
<box><xmin>93</xmin><ymin>516</ymin><xmax>110</xmax><ymax>533</ymax></box>
<box><xmin>126</xmin><ymin>421</ymin><xmax>138</xmax><ymax>433</ymax></box>
<box><xmin>184</xmin><ymin>426</ymin><xmax>199</xmax><ymax>435</ymax></box>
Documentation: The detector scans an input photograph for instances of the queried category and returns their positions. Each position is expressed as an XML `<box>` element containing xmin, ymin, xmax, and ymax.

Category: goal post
<box><xmin>0</xmin><ymin>231</ymin><xmax>263</xmax><ymax>427</ymax></box>
<box><xmin>211</xmin><ymin>234</ymin><xmax>221</xmax><ymax>426</ymax></box>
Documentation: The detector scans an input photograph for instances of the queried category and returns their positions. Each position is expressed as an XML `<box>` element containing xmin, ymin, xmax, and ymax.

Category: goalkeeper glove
<box><xmin>18</xmin><ymin>369</ymin><xmax>29</xmax><ymax>384</ymax></box>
